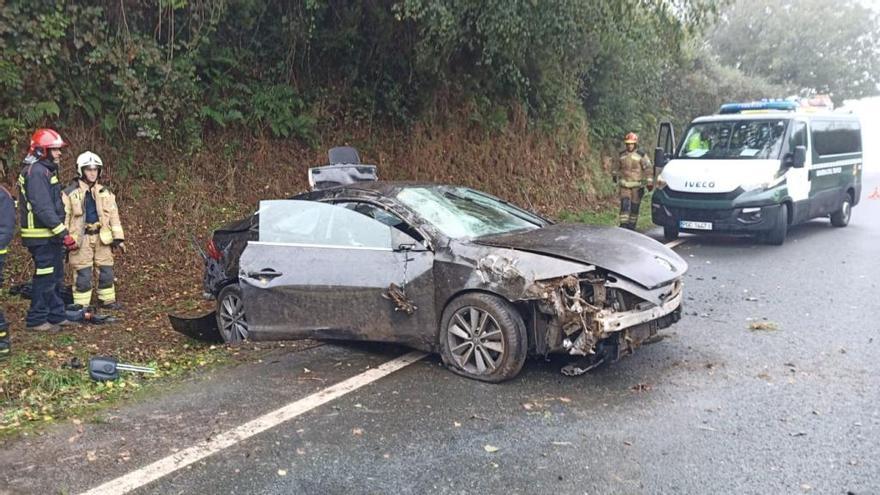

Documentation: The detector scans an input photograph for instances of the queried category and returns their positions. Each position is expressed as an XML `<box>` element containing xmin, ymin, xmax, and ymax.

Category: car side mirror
<box><xmin>654</xmin><ymin>147</ymin><xmax>668</xmax><ymax>168</ymax></box>
<box><xmin>392</xmin><ymin>229</ymin><xmax>427</xmax><ymax>252</ymax></box>
<box><xmin>791</xmin><ymin>145</ymin><xmax>806</xmax><ymax>168</ymax></box>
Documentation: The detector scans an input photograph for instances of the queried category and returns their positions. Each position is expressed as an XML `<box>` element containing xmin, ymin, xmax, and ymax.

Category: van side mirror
<box><xmin>792</xmin><ymin>145</ymin><xmax>806</xmax><ymax>168</ymax></box>
<box><xmin>654</xmin><ymin>147</ymin><xmax>668</xmax><ymax>168</ymax></box>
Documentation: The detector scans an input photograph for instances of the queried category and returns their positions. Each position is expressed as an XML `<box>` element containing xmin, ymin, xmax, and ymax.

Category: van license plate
<box><xmin>680</xmin><ymin>220</ymin><xmax>712</xmax><ymax>230</ymax></box>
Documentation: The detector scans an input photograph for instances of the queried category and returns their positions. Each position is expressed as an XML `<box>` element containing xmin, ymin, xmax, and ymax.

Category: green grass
<box><xmin>559</xmin><ymin>190</ymin><xmax>656</xmax><ymax>232</ymax></box>
<box><xmin>0</xmin><ymin>341</ymin><xmax>234</xmax><ymax>439</ymax></box>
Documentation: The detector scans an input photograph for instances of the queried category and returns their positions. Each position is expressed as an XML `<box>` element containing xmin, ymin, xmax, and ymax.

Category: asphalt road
<box><xmin>2</xmin><ymin>174</ymin><xmax>878</xmax><ymax>495</ymax></box>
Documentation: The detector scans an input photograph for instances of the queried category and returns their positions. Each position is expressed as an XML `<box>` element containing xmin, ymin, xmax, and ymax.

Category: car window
<box><xmin>257</xmin><ymin>200</ymin><xmax>393</xmax><ymax>249</ymax></box>
<box><xmin>335</xmin><ymin>201</ymin><xmax>425</xmax><ymax>242</ymax></box>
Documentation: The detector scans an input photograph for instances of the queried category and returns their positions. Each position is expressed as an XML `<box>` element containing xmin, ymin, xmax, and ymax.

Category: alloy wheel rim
<box><xmin>219</xmin><ymin>293</ymin><xmax>248</xmax><ymax>341</ymax></box>
<box><xmin>843</xmin><ymin>201</ymin><xmax>851</xmax><ymax>222</ymax></box>
<box><xmin>447</xmin><ymin>306</ymin><xmax>504</xmax><ymax>375</ymax></box>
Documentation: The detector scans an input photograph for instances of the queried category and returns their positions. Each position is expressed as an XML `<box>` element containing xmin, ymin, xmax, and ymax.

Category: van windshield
<box><xmin>677</xmin><ymin>119</ymin><xmax>789</xmax><ymax>160</ymax></box>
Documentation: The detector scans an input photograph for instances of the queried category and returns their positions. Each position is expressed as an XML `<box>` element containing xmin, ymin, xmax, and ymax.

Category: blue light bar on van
<box><xmin>718</xmin><ymin>100</ymin><xmax>798</xmax><ymax>114</ymax></box>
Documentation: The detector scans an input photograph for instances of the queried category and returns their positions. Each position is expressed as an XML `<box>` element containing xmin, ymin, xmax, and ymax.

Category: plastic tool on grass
<box><xmin>89</xmin><ymin>356</ymin><xmax>156</xmax><ymax>381</ymax></box>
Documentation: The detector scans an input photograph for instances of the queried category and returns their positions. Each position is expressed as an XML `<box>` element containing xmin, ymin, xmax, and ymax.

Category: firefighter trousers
<box><xmin>26</xmin><ymin>242</ymin><xmax>67</xmax><ymax>327</ymax></box>
<box><xmin>618</xmin><ymin>186</ymin><xmax>645</xmax><ymax>230</ymax></box>
<box><xmin>70</xmin><ymin>233</ymin><xmax>116</xmax><ymax>306</ymax></box>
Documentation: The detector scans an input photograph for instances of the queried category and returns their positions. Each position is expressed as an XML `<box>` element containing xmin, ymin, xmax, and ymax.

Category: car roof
<box><xmin>691</xmin><ymin>112</ymin><xmax>858</xmax><ymax>124</ymax></box>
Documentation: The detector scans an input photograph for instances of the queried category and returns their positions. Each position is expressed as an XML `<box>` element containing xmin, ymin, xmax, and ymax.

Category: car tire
<box><xmin>663</xmin><ymin>225</ymin><xmax>679</xmax><ymax>242</ymax></box>
<box><xmin>216</xmin><ymin>284</ymin><xmax>249</xmax><ymax>344</ymax></box>
<box><xmin>830</xmin><ymin>193</ymin><xmax>853</xmax><ymax>227</ymax></box>
<box><xmin>763</xmin><ymin>204</ymin><xmax>788</xmax><ymax>245</ymax></box>
<box><xmin>439</xmin><ymin>293</ymin><xmax>527</xmax><ymax>383</ymax></box>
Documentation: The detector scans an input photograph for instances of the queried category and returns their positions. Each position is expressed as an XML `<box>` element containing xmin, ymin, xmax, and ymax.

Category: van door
<box><xmin>785</xmin><ymin>120</ymin><xmax>811</xmax><ymax>223</ymax></box>
<box><xmin>809</xmin><ymin>119</ymin><xmax>862</xmax><ymax>217</ymax></box>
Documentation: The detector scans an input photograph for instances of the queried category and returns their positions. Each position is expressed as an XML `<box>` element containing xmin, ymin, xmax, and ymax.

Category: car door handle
<box><xmin>247</xmin><ymin>269</ymin><xmax>283</xmax><ymax>279</ymax></box>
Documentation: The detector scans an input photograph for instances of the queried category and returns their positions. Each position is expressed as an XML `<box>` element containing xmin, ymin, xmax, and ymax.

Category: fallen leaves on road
<box><xmin>630</xmin><ymin>383</ymin><xmax>652</xmax><ymax>393</ymax></box>
<box><xmin>749</xmin><ymin>321</ymin><xmax>779</xmax><ymax>331</ymax></box>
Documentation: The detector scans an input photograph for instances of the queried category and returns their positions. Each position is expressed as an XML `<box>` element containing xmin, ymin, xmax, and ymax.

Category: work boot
<box><xmin>56</xmin><ymin>319</ymin><xmax>77</xmax><ymax>327</ymax></box>
<box><xmin>0</xmin><ymin>340</ymin><xmax>9</xmax><ymax>360</ymax></box>
<box><xmin>101</xmin><ymin>301</ymin><xmax>123</xmax><ymax>311</ymax></box>
<box><xmin>26</xmin><ymin>322</ymin><xmax>60</xmax><ymax>333</ymax></box>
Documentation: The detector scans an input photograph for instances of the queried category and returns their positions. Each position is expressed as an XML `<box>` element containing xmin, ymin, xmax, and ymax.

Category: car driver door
<box><xmin>238</xmin><ymin>200</ymin><xmax>436</xmax><ymax>350</ymax></box>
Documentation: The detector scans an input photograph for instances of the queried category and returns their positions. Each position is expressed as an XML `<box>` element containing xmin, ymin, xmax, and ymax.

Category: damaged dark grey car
<box><xmin>198</xmin><ymin>183</ymin><xmax>687</xmax><ymax>382</ymax></box>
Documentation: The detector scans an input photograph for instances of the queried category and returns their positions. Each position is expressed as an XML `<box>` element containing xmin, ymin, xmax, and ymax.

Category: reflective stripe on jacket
<box><xmin>18</xmin><ymin>159</ymin><xmax>66</xmax><ymax>245</ymax></box>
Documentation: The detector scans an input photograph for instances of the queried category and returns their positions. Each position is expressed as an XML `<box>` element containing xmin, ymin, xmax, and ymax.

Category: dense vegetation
<box><xmin>0</xmin><ymin>0</ymin><xmax>792</xmax><ymax>163</ymax></box>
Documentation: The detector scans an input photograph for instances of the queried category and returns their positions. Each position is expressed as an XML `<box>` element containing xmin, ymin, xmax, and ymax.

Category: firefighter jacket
<box><xmin>614</xmin><ymin>149</ymin><xmax>653</xmax><ymax>188</ymax></box>
<box><xmin>62</xmin><ymin>179</ymin><xmax>124</xmax><ymax>246</ymax></box>
<box><xmin>18</xmin><ymin>158</ymin><xmax>67</xmax><ymax>246</ymax></box>
<box><xmin>0</xmin><ymin>185</ymin><xmax>14</xmax><ymax>256</ymax></box>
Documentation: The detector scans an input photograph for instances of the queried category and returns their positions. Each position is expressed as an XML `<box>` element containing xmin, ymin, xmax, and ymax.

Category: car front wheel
<box><xmin>439</xmin><ymin>293</ymin><xmax>527</xmax><ymax>382</ymax></box>
<box><xmin>216</xmin><ymin>284</ymin><xmax>248</xmax><ymax>344</ymax></box>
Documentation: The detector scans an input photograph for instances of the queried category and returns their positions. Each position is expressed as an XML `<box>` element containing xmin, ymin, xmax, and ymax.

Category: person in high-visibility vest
<box><xmin>63</xmin><ymin>151</ymin><xmax>126</xmax><ymax>309</ymax></box>
<box><xmin>613</xmin><ymin>132</ymin><xmax>653</xmax><ymax>230</ymax></box>
<box><xmin>18</xmin><ymin>129</ymin><xmax>78</xmax><ymax>332</ymax></box>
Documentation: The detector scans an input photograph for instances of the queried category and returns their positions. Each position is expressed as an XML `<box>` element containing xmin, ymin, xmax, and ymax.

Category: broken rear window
<box><xmin>396</xmin><ymin>186</ymin><xmax>544</xmax><ymax>239</ymax></box>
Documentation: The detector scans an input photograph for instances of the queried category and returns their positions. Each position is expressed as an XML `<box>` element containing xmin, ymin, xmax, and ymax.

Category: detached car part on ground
<box><xmin>174</xmin><ymin>150</ymin><xmax>688</xmax><ymax>382</ymax></box>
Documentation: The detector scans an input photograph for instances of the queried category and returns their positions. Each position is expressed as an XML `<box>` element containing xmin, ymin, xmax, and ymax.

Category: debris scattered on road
<box><xmin>745</xmin><ymin>296</ymin><xmax>758</xmax><ymax>302</ymax></box>
<box><xmin>790</xmin><ymin>431</ymin><xmax>807</xmax><ymax>437</ymax></box>
<box><xmin>630</xmin><ymin>383</ymin><xmax>652</xmax><ymax>392</ymax></box>
<box><xmin>551</xmin><ymin>441</ymin><xmax>572</xmax><ymax>446</ymax></box>
<box><xmin>483</xmin><ymin>445</ymin><xmax>500</xmax><ymax>453</ymax></box>
<box><xmin>351</xmin><ymin>428</ymin><xmax>364</xmax><ymax>436</ymax></box>
<box><xmin>277</xmin><ymin>469</ymin><xmax>287</xmax><ymax>476</ymax></box>
<box><xmin>749</xmin><ymin>321</ymin><xmax>778</xmax><ymax>331</ymax></box>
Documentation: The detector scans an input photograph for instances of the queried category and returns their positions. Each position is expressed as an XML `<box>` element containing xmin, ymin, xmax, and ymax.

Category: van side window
<box><xmin>790</xmin><ymin>122</ymin><xmax>807</xmax><ymax>150</ymax></box>
<box><xmin>811</xmin><ymin>120</ymin><xmax>862</xmax><ymax>156</ymax></box>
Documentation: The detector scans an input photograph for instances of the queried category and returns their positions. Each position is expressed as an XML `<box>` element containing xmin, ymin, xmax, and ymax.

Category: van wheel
<box><xmin>439</xmin><ymin>293</ymin><xmax>527</xmax><ymax>383</ymax></box>
<box><xmin>763</xmin><ymin>205</ymin><xmax>788</xmax><ymax>245</ymax></box>
<box><xmin>663</xmin><ymin>225</ymin><xmax>679</xmax><ymax>242</ymax></box>
<box><xmin>830</xmin><ymin>193</ymin><xmax>852</xmax><ymax>227</ymax></box>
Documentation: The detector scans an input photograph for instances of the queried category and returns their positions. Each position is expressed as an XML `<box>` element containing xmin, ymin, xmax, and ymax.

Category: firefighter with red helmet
<box><xmin>19</xmin><ymin>128</ymin><xmax>78</xmax><ymax>331</ymax></box>
<box><xmin>613</xmin><ymin>132</ymin><xmax>653</xmax><ymax>230</ymax></box>
<box><xmin>63</xmin><ymin>151</ymin><xmax>125</xmax><ymax>309</ymax></box>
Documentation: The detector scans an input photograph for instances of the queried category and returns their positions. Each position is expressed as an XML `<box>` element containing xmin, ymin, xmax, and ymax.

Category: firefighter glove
<box><xmin>62</xmin><ymin>234</ymin><xmax>78</xmax><ymax>251</ymax></box>
<box><xmin>111</xmin><ymin>239</ymin><xmax>126</xmax><ymax>254</ymax></box>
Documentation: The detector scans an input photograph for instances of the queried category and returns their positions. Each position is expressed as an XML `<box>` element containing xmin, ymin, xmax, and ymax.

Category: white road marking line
<box><xmin>664</xmin><ymin>238</ymin><xmax>688</xmax><ymax>249</ymax></box>
<box><xmin>80</xmin><ymin>351</ymin><xmax>427</xmax><ymax>495</ymax></box>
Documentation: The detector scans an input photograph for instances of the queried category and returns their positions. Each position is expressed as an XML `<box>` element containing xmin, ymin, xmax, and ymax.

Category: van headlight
<box><xmin>655</xmin><ymin>176</ymin><xmax>667</xmax><ymax>190</ymax></box>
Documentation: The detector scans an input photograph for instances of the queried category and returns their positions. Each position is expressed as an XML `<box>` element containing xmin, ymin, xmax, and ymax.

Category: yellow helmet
<box><xmin>624</xmin><ymin>132</ymin><xmax>638</xmax><ymax>144</ymax></box>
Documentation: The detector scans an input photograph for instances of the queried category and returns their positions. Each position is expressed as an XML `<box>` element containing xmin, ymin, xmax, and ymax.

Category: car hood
<box><xmin>475</xmin><ymin>223</ymin><xmax>687</xmax><ymax>289</ymax></box>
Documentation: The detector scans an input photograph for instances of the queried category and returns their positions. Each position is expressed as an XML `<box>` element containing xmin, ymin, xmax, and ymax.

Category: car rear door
<box><xmin>238</xmin><ymin>200</ymin><xmax>436</xmax><ymax>350</ymax></box>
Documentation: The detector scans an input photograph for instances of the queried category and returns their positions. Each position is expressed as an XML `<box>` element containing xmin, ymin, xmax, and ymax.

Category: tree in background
<box><xmin>709</xmin><ymin>0</ymin><xmax>880</xmax><ymax>102</ymax></box>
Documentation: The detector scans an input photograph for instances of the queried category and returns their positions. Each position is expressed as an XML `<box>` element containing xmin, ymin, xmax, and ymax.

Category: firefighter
<box><xmin>0</xmin><ymin>184</ymin><xmax>15</xmax><ymax>358</ymax></box>
<box><xmin>613</xmin><ymin>132</ymin><xmax>653</xmax><ymax>230</ymax></box>
<box><xmin>63</xmin><ymin>151</ymin><xmax>125</xmax><ymax>309</ymax></box>
<box><xmin>19</xmin><ymin>128</ymin><xmax>78</xmax><ymax>331</ymax></box>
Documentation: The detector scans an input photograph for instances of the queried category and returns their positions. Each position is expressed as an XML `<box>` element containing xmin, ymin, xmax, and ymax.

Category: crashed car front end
<box><xmin>526</xmin><ymin>271</ymin><xmax>683</xmax><ymax>359</ymax></box>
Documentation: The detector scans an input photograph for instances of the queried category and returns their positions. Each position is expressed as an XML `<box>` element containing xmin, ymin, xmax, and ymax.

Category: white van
<box><xmin>651</xmin><ymin>101</ymin><xmax>863</xmax><ymax>245</ymax></box>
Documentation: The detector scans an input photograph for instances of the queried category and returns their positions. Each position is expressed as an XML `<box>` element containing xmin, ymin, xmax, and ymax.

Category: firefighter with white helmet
<box><xmin>613</xmin><ymin>132</ymin><xmax>653</xmax><ymax>230</ymax></box>
<box><xmin>62</xmin><ymin>151</ymin><xmax>126</xmax><ymax>309</ymax></box>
